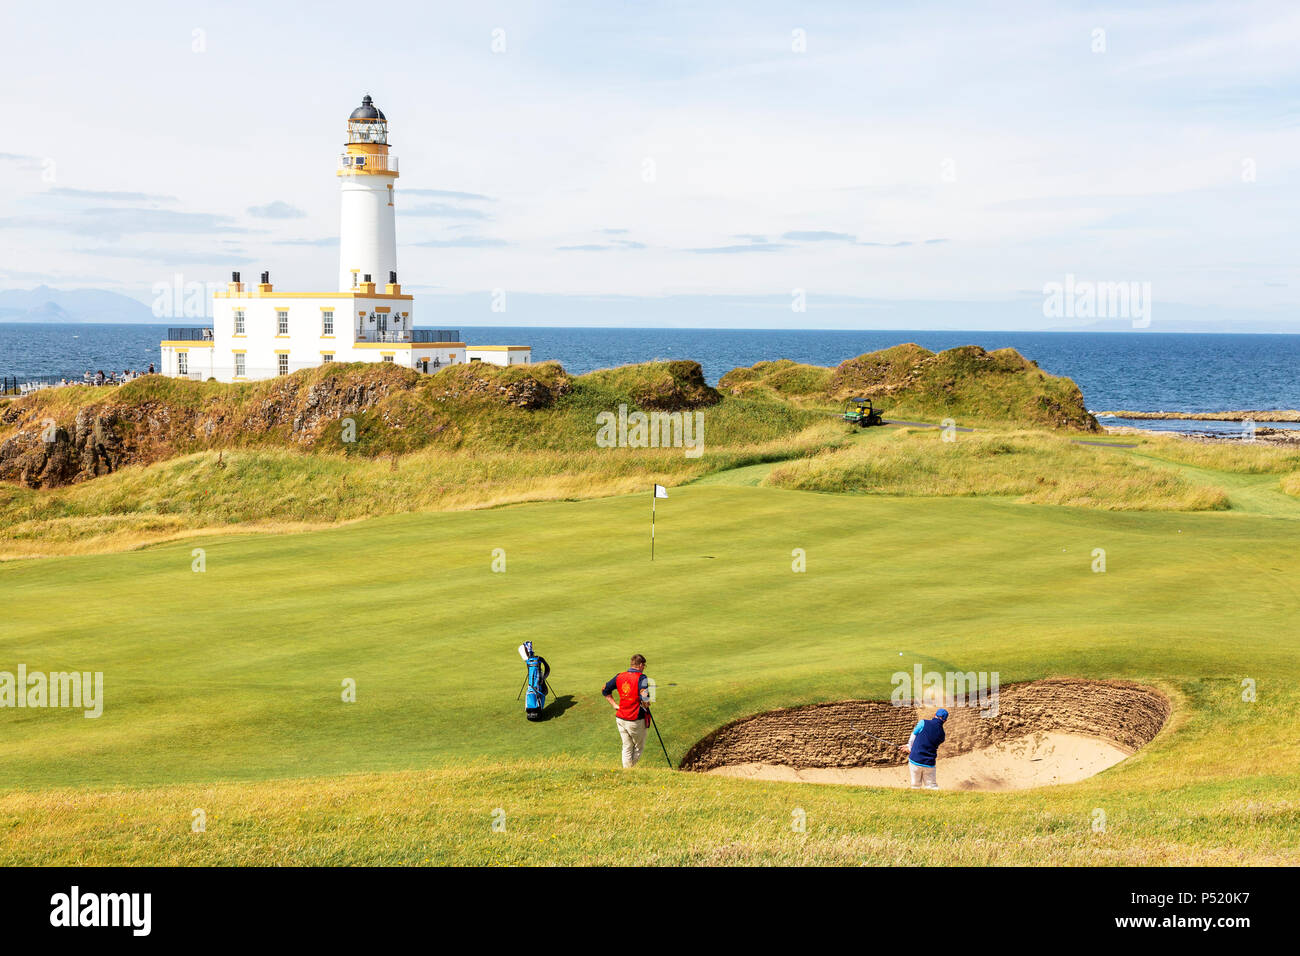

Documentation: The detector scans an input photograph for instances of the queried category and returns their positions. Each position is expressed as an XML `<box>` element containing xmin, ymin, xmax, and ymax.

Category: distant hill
<box><xmin>0</xmin><ymin>286</ymin><xmax>156</xmax><ymax>324</ymax></box>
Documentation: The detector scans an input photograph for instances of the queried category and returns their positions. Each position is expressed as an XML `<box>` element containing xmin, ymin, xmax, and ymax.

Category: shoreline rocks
<box><xmin>1095</xmin><ymin>409</ymin><xmax>1300</xmax><ymax>422</ymax></box>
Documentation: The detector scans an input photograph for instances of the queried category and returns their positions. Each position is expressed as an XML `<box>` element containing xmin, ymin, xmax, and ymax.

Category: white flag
<box><xmin>654</xmin><ymin>484</ymin><xmax>669</xmax><ymax>498</ymax></box>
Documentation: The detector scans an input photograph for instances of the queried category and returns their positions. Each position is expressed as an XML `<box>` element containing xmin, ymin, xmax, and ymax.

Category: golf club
<box><xmin>516</xmin><ymin>643</ymin><xmax>531</xmax><ymax>700</ymax></box>
<box><xmin>851</xmin><ymin>723</ymin><xmax>904</xmax><ymax>747</ymax></box>
<box><xmin>645</xmin><ymin>705</ymin><xmax>673</xmax><ymax>768</ymax></box>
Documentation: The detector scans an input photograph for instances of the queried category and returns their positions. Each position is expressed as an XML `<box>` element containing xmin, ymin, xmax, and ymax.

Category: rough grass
<box><xmin>1</xmin><ymin>756</ymin><xmax>1295</xmax><ymax>866</ymax></box>
<box><xmin>1116</xmin><ymin>432</ymin><xmax>1300</xmax><ymax>475</ymax></box>
<box><xmin>765</xmin><ymin>428</ymin><xmax>1230</xmax><ymax>511</ymax></box>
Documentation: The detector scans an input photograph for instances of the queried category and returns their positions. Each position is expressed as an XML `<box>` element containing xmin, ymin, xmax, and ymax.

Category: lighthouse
<box><xmin>338</xmin><ymin>94</ymin><xmax>399</xmax><ymax>293</ymax></box>
<box><xmin>158</xmin><ymin>94</ymin><xmax>530</xmax><ymax>382</ymax></box>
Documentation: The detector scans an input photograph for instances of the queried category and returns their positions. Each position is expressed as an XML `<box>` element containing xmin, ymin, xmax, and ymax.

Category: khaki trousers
<box><xmin>616</xmin><ymin>717</ymin><xmax>648</xmax><ymax>768</ymax></box>
<box><xmin>909</xmin><ymin>763</ymin><xmax>939</xmax><ymax>789</ymax></box>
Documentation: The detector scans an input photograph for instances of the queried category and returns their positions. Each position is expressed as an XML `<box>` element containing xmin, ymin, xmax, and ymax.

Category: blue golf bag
<box><xmin>519</xmin><ymin>641</ymin><xmax>550</xmax><ymax>721</ymax></box>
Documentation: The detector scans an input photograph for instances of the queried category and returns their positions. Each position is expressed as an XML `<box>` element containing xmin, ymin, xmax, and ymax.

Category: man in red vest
<box><xmin>602</xmin><ymin>654</ymin><xmax>651</xmax><ymax>767</ymax></box>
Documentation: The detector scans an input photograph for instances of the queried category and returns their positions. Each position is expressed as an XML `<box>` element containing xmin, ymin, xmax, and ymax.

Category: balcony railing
<box><xmin>355</xmin><ymin>329</ymin><xmax>460</xmax><ymax>344</ymax></box>
<box><xmin>355</xmin><ymin>330</ymin><xmax>411</xmax><ymax>344</ymax></box>
<box><xmin>412</xmin><ymin>329</ymin><xmax>460</xmax><ymax>343</ymax></box>
<box><xmin>167</xmin><ymin>327</ymin><xmax>214</xmax><ymax>341</ymax></box>
<box><xmin>338</xmin><ymin>153</ymin><xmax>399</xmax><ymax>174</ymax></box>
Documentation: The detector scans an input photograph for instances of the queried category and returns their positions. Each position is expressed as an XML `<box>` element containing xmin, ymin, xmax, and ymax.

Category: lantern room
<box><xmin>347</xmin><ymin>94</ymin><xmax>388</xmax><ymax>145</ymax></box>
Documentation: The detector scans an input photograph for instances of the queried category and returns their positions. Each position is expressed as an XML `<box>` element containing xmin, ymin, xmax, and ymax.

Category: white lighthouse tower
<box><xmin>338</xmin><ymin>94</ymin><xmax>399</xmax><ymax>292</ymax></box>
<box><xmin>158</xmin><ymin>94</ymin><xmax>531</xmax><ymax>382</ymax></box>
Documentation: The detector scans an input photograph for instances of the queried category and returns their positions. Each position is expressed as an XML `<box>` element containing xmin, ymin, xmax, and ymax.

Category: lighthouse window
<box><xmin>382</xmin><ymin>355</ymin><xmax>394</xmax><ymax>363</ymax></box>
<box><xmin>277</xmin><ymin>310</ymin><xmax>289</xmax><ymax>335</ymax></box>
<box><xmin>233</xmin><ymin>310</ymin><xmax>245</xmax><ymax>334</ymax></box>
<box><xmin>177</xmin><ymin>352</ymin><xmax>188</xmax><ymax>375</ymax></box>
<box><xmin>322</xmin><ymin>310</ymin><xmax>334</xmax><ymax>335</ymax></box>
<box><xmin>234</xmin><ymin>353</ymin><xmax>246</xmax><ymax>377</ymax></box>
<box><xmin>278</xmin><ymin>354</ymin><xmax>289</xmax><ymax>376</ymax></box>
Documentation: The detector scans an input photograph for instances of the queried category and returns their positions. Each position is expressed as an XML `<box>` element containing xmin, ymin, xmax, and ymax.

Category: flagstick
<box><xmin>651</xmin><ymin>486</ymin><xmax>656</xmax><ymax>561</ymax></box>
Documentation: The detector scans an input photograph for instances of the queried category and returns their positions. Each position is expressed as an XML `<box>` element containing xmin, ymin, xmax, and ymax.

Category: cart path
<box><xmin>882</xmin><ymin>419</ymin><xmax>975</xmax><ymax>432</ymax></box>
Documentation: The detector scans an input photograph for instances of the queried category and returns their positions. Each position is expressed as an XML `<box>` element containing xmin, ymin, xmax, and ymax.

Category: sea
<box><xmin>2</xmin><ymin>323</ymin><xmax>1298</xmax><ymax>436</ymax></box>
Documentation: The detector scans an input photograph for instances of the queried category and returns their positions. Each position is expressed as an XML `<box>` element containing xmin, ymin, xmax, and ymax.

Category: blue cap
<box><xmin>935</xmin><ymin>708</ymin><xmax>949</xmax><ymax>720</ymax></box>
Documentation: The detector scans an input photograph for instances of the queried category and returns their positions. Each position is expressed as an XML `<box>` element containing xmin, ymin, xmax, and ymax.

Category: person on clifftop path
<box><xmin>602</xmin><ymin>654</ymin><xmax>651</xmax><ymax>768</ymax></box>
<box><xmin>900</xmin><ymin>708</ymin><xmax>949</xmax><ymax>789</ymax></box>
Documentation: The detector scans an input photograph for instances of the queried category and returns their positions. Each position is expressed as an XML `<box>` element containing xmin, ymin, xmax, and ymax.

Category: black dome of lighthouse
<box><xmin>349</xmin><ymin>94</ymin><xmax>386</xmax><ymax>121</ymax></box>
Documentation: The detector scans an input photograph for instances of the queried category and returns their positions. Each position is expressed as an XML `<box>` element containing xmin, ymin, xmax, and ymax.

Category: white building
<box><xmin>466</xmin><ymin>346</ymin><xmax>533</xmax><ymax>365</ymax></box>
<box><xmin>161</xmin><ymin>95</ymin><xmax>530</xmax><ymax>382</ymax></box>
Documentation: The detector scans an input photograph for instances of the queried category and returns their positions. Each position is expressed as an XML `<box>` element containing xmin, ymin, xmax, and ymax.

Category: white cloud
<box><xmin>0</xmin><ymin>0</ymin><xmax>1295</xmax><ymax>314</ymax></box>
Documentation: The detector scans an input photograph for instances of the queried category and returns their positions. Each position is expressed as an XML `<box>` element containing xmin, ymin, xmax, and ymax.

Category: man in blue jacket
<box><xmin>900</xmin><ymin>708</ymin><xmax>948</xmax><ymax>789</ymax></box>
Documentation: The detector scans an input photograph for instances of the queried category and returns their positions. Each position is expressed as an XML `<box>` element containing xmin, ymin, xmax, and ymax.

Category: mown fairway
<box><xmin>1</xmin><ymin>468</ymin><xmax>1298</xmax><ymax>864</ymax></box>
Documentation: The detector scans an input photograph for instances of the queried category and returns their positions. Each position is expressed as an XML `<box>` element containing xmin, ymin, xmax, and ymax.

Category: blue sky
<box><xmin>0</xmin><ymin>1</ymin><xmax>1297</xmax><ymax>328</ymax></box>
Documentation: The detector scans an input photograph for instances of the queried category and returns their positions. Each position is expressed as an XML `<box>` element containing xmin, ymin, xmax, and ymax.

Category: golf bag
<box><xmin>519</xmin><ymin>642</ymin><xmax>550</xmax><ymax>721</ymax></box>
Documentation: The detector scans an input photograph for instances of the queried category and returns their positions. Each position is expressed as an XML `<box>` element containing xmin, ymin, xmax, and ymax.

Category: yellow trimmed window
<box><xmin>278</xmin><ymin>354</ymin><xmax>289</xmax><ymax>375</ymax></box>
<box><xmin>177</xmin><ymin>352</ymin><xmax>188</xmax><ymax>375</ymax></box>
<box><xmin>234</xmin><ymin>353</ymin><xmax>246</xmax><ymax>377</ymax></box>
<box><xmin>322</xmin><ymin>310</ymin><xmax>334</xmax><ymax>336</ymax></box>
<box><xmin>234</xmin><ymin>309</ymin><xmax>245</xmax><ymax>334</ymax></box>
<box><xmin>277</xmin><ymin>310</ymin><xmax>289</xmax><ymax>335</ymax></box>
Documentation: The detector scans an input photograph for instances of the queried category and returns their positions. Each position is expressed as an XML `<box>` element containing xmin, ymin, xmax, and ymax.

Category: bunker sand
<box><xmin>683</xmin><ymin>679</ymin><xmax>1168</xmax><ymax>791</ymax></box>
<box><xmin>707</xmin><ymin>731</ymin><xmax>1130</xmax><ymax>790</ymax></box>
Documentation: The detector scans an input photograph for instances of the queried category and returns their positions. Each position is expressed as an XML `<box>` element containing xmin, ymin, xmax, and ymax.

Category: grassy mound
<box><xmin>12</xmin><ymin>347</ymin><xmax>1291</xmax><ymax>559</ymax></box>
<box><xmin>0</xmin><ymin>358</ymin><xmax>841</xmax><ymax>556</ymax></box>
<box><xmin>720</xmin><ymin>344</ymin><xmax>1099</xmax><ymax>431</ymax></box>
<box><xmin>716</xmin><ymin>359</ymin><xmax>834</xmax><ymax>401</ymax></box>
<box><xmin>765</xmin><ymin>428</ymin><xmax>1230</xmax><ymax>510</ymax></box>
<box><xmin>0</xmin><ymin>360</ymin><xmax>739</xmax><ymax>489</ymax></box>
<box><xmin>577</xmin><ymin>360</ymin><xmax>721</xmax><ymax>411</ymax></box>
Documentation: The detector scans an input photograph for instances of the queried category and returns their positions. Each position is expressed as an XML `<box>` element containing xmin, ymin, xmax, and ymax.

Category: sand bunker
<box><xmin>682</xmin><ymin>679</ymin><xmax>1169</xmax><ymax>791</ymax></box>
<box><xmin>708</xmin><ymin>732</ymin><xmax>1130</xmax><ymax>790</ymax></box>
